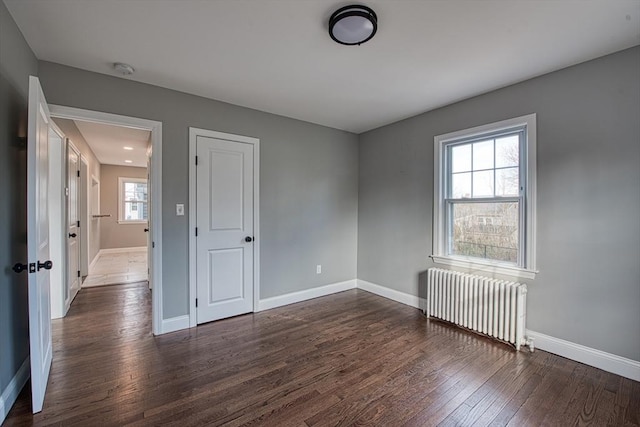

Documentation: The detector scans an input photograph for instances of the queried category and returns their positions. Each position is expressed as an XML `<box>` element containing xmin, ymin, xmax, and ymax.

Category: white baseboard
<box><xmin>355</xmin><ymin>280</ymin><xmax>639</xmax><ymax>382</ymax></box>
<box><xmin>98</xmin><ymin>246</ymin><xmax>147</xmax><ymax>255</ymax></box>
<box><xmin>0</xmin><ymin>357</ymin><xmax>30</xmax><ymax>424</ymax></box>
<box><xmin>161</xmin><ymin>315</ymin><xmax>191</xmax><ymax>334</ymax></box>
<box><xmin>526</xmin><ymin>330</ymin><xmax>640</xmax><ymax>382</ymax></box>
<box><xmin>257</xmin><ymin>279</ymin><xmax>357</xmax><ymax>311</ymax></box>
<box><xmin>88</xmin><ymin>253</ymin><xmax>100</xmax><ymax>272</ymax></box>
<box><xmin>357</xmin><ymin>279</ymin><xmax>426</xmax><ymax>310</ymax></box>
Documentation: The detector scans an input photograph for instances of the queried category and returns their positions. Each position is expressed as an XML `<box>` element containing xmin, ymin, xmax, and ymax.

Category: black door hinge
<box><xmin>77</xmin><ymin>270</ymin><xmax>81</xmax><ymax>277</ymax></box>
<box><xmin>195</xmin><ymin>227</ymin><xmax>198</xmax><ymax>237</ymax></box>
<box><xmin>77</xmin><ymin>220</ymin><xmax>80</xmax><ymax>227</ymax></box>
<box><xmin>77</xmin><ymin>170</ymin><xmax>80</xmax><ymax>177</ymax></box>
<box><xmin>195</xmin><ymin>156</ymin><xmax>198</xmax><ymax>166</ymax></box>
<box><xmin>195</xmin><ymin>298</ymin><xmax>198</xmax><ymax>308</ymax></box>
<box><xmin>152</xmin><ymin>241</ymin><xmax>155</xmax><ymax>248</ymax></box>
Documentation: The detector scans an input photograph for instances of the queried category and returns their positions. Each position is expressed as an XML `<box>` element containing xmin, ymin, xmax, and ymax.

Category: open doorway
<box><xmin>66</xmin><ymin>120</ymin><xmax>151</xmax><ymax>288</ymax></box>
<box><xmin>48</xmin><ymin>105</ymin><xmax>163</xmax><ymax>335</ymax></box>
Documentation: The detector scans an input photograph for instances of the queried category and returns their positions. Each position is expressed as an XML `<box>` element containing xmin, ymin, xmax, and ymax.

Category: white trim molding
<box><xmin>258</xmin><ymin>280</ymin><xmax>357</xmax><ymax>311</ymax></box>
<box><xmin>0</xmin><ymin>357</ymin><xmax>30</xmax><ymax>424</ymax></box>
<box><xmin>527</xmin><ymin>330</ymin><xmax>640</xmax><ymax>382</ymax></box>
<box><xmin>50</xmin><ymin>105</ymin><xmax>163</xmax><ymax>336</ymax></box>
<box><xmin>161</xmin><ymin>315</ymin><xmax>191</xmax><ymax>334</ymax></box>
<box><xmin>188</xmin><ymin>128</ymin><xmax>261</xmax><ymax>328</ymax></box>
<box><xmin>357</xmin><ymin>279</ymin><xmax>426</xmax><ymax>310</ymax></box>
<box><xmin>429</xmin><ymin>255</ymin><xmax>538</xmax><ymax>280</ymax></box>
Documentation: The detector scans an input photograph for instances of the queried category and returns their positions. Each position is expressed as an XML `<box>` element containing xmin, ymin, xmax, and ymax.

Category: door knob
<box><xmin>12</xmin><ymin>263</ymin><xmax>34</xmax><ymax>273</ymax></box>
<box><xmin>37</xmin><ymin>260</ymin><xmax>53</xmax><ymax>271</ymax></box>
<box><xmin>69</xmin><ymin>233</ymin><xmax>77</xmax><ymax>238</ymax></box>
<box><xmin>245</xmin><ymin>236</ymin><xmax>253</xmax><ymax>242</ymax></box>
<box><xmin>144</xmin><ymin>228</ymin><xmax>149</xmax><ymax>232</ymax></box>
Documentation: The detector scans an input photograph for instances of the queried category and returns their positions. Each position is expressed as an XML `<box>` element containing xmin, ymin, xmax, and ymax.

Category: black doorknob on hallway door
<box><xmin>37</xmin><ymin>260</ymin><xmax>53</xmax><ymax>271</ymax></box>
<box><xmin>144</xmin><ymin>228</ymin><xmax>149</xmax><ymax>232</ymax></box>
<box><xmin>68</xmin><ymin>233</ymin><xmax>77</xmax><ymax>238</ymax></box>
<box><xmin>245</xmin><ymin>236</ymin><xmax>253</xmax><ymax>242</ymax></box>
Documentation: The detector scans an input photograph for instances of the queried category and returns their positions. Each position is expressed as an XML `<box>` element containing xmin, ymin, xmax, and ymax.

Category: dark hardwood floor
<box><xmin>5</xmin><ymin>283</ymin><xmax>639</xmax><ymax>426</ymax></box>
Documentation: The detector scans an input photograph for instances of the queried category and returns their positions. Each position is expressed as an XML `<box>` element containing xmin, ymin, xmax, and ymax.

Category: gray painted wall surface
<box><xmin>0</xmin><ymin>0</ymin><xmax>37</xmax><ymax>396</ymax></box>
<box><xmin>100</xmin><ymin>165</ymin><xmax>148</xmax><ymax>249</ymax></box>
<box><xmin>52</xmin><ymin>118</ymin><xmax>101</xmax><ymax>263</ymax></box>
<box><xmin>358</xmin><ymin>47</ymin><xmax>640</xmax><ymax>361</ymax></box>
<box><xmin>38</xmin><ymin>62</ymin><xmax>359</xmax><ymax>317</ymax></box>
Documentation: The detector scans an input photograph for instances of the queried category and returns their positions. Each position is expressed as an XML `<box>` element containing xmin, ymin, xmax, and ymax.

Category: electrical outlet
<box><xmin>176</xmin><ymin>204</ymin><xmax>184</xmax><ymax>216</ymax></box>
<box><xmin>316</xmin><ymin>265</ymin><xmax>322</xmax><ymax>274</ymax></box>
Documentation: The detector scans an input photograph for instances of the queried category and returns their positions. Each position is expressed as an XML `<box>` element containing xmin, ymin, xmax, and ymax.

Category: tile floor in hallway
<box><xmin>82</xmin><ymin>248</ymin><xmax>148</xmax><ymax>287</ymax></box>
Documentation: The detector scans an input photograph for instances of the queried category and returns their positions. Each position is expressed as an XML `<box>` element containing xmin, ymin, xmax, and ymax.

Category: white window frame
<box><xmin>118</xmin><ymin>177</ymin><xmax>148</xmax><ymax>224</ymax></box>
<box><xmin>432</xmin><ymin>114</ymin><xmax>537</xmax><ymax>279</ymax></box>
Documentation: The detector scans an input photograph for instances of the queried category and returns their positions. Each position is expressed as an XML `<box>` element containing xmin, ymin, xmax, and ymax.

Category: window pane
<box><xmin>472</xmin><ymin>170</ymin><xmax>494</xmax><ymax>197</ymax></box>
<box><xmin>496</xmin><ymin>135</ymin><xmax>519</xmax><ymax>168</ymax></box>
<box><xmin>451</xmin><ymin>172</ymin><xmax>471</xmax><ymax>198</ymax></box>
<box><xmin>496</xmin><ymin>167</ymin><xmax>519</xmax><ymax>196</ymax></box>
<box><xmin>473</xmin><ymin>140</ymin><xmax>493</xmax><ymax>170</ymax></box>
<box><xmin>451</xmin><ymin>144</ymin><xmax>471</xmax><ymax>173</ymax></box>
<box><xmin>449</xmin><ymin>202</ymin><xmax>519</xmax><ymax>263</ymax></box>
<box><xmin>124</xmin><ymin>182</ymin><xmax>148</xmax><ymax>202</ymax></box>
<box><xmin>124</xmin><ymin>202</ymin><xmax>147</xmax><ymax>221</ymax></box>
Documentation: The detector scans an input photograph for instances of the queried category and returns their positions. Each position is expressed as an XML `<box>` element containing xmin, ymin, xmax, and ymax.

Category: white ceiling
<box><xmin>6</xmin><ymin>0</ymin><xmax>640</xmax><ymax>133</ymax></box>
<box><xmin>74</xmin><ymin>120</ymin><xmax>150</xmax><ymax>168</ymax></box>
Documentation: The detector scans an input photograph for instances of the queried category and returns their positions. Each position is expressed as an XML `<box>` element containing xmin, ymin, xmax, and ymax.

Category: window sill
<box><xmin>429</xmin><ymin>255</ymin><xmax>537</xmax><ymax>280</ymax></box>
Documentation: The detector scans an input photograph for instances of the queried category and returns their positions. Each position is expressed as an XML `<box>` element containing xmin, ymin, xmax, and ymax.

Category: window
<box><xmin>432</xmin><ymin>114</ymin><xmax>537</xmax><ymax>279</ymax></box>
<box><xmin>118</xmin><ymin>177</ymin><xmax>148</xmax><ymax>224</ymax></box>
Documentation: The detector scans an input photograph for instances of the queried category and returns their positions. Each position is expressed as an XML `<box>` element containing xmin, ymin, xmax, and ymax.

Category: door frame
<box><xmin>188</xmin><ymin>127</ymin><xmax>260</xmax><ymax>328</ymax></box>
<box><xmin>49</xmin><ymin>121</ymin><xmax>68</xmax><ymax>320</ymax></box>
<box><xmin>49</xmin><ymin>105</ymin><xmax>164</xmax><ymax>336</ymax></box>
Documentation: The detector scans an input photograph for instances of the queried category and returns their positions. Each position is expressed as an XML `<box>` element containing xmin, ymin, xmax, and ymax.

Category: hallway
<box><xmin>83</xmin><ymin>249</ymin><xmax>148</xmax><ymax>287</ymax></box>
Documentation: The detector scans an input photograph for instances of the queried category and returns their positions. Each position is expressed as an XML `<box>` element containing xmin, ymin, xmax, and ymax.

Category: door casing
<box><xmin>188</xmin><ymin>127</ymin><xmax>260</xmax><ymax>328</ymax></box>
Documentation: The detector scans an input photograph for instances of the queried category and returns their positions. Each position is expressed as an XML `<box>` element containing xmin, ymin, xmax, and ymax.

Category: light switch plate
<box><xmin>176</xmin><ymin>204</ymin><xmax>184</xmax><ymax>216</ymax></box>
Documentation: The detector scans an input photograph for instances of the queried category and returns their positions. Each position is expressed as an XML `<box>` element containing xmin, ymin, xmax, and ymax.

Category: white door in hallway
<box><xmin>27</xmin><ymin>76</ymin><xmax>53</xmax><ymax>413</ymax></box>
<box><xmin>67</xmin><ymin>143</ymin><xmax>80</xmax><ymax>296</ymax></box>
<box><xmin>196</xmin><ymin>135</ymin><xmax>254</xmax><ymax>324</ymax></box>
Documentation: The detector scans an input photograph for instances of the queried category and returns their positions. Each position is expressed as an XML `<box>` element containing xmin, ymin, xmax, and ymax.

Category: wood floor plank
<box><xmin>4</xmin><ymin>284</ymin><xmax>638</xmax><ymax>427</ymax></box>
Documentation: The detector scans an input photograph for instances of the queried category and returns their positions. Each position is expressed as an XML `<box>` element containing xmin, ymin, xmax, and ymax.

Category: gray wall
<box><xmin>52</xmin><ymin>118</ymin><xmax>101</xmax><ymax>263</ymax></box>
<box><xmin>358</xmin><ymin>47</ymin><xmax>640</xmax><ymax>362</ymax></box>
<box><xmin>38</xmin><ymin>62</ymin><xmax>359</xmax><ymax>317</ymax></box>
<box><xmin>99</xmin><ymin>164</ymin><xmax>148</xmax><ymax>249</ymax></box>
<box><xmin>0</xmin><ymin>0</ymin><xmax>37</xmax><ymax>399</ymax></box>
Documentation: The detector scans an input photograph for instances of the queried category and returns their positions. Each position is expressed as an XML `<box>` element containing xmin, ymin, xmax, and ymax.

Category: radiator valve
<box><xmin>525</xmin><ymin>337</ymin><xmax>535</xmax><ymax>352</ymax></box>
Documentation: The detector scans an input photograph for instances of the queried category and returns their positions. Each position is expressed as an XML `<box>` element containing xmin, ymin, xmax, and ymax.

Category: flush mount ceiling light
<box><xmin>123</xmin><ymin>146</ymin><xmax>134</xmax><ymax>150</ymax></box>
<box><xmin>113</xmin><ymin>62</ymin><xmax>135</xmax><ymax>76</ymax></box>
<box><xmin>329</xmin><ymin>5</ymin><xmax>377</xmax><ymax>46</ymax></box>
<box><xmin>124</xmin><ymin>160</ymin><xmax>133</xmax><ymax>163</ymax></box>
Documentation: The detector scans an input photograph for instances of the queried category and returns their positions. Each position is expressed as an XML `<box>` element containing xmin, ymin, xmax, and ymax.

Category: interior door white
<box><xmin>27</xmin><ymin>76</ymin><xmax>53</xmax><ymax>413</ymax></box>
<box><xmin>196</xmin><ymin>136</ymin><xmax>254</xmax><ymax>324</ymax></box>
<box><xmin>146</xmin><ymin>152</ymin><xmax>152</xmax><ymax>290</ymax></box>
<box><xmin>79</xmin><ymin>156</ymin><xmax>89</xmax><ymax>277</ymax></box>
<box><xmin>67</xmin><ymin>144</ymin><xmax>80</xmax><ymax>296</ymax></box>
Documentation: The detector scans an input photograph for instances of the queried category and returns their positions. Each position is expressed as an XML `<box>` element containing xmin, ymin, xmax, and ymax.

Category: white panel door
<box><xmin>67</xmin><ymin>144</ymin><xmax>80</xmax><ymax>297</ymax></box>
<box><xmin>196</xmin><ymin>136</ymin><xmax>254</xmax><ymax>324</ymax></box>
<box><xmin>27</xmin><ymin>76</ymin><xmax>53</xmax><ymax>413</ymax></box>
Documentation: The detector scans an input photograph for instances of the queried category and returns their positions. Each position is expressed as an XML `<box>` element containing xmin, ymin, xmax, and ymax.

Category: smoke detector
<box><xmin>113</xmin><ymin>62</ymin><xmax>135</xmax><ymax>76</ymax></box>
